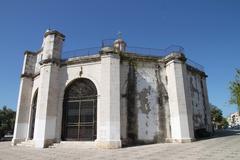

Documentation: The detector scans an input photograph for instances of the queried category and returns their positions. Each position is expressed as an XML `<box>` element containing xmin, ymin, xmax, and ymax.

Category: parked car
<box><xmin>1</xmin><ymin>132</ymin><xmax>13</xmax><ymax>141</ymax></box>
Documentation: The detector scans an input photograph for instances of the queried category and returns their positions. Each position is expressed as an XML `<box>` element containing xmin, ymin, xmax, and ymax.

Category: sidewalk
<box><xmin>0</xmin><ymin>129</ymin><xmax>239</xmax><ymax>160</ymax></box>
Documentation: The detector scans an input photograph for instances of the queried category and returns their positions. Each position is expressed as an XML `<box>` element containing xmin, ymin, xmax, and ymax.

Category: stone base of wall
<box><xmin>95</xmin><ymin>139</ymin><xmax>122</xmax><ymax>149</ymax></box>
<box><xmin>55</xmin><ymin>138</ymin><xmax>61</xmax><ymax>143</ymax></box>
<box><xmin>165</xmin><ymin>138</ymin><xmax>195</xmax><ymax>143</ymax></box>
<box><xmin>11</xmin><ymin>138</ymin><xmax>25</xmax><ymax>145</ymax></box>
<box><xmin>35</xmin><ymin>139</ymin><xmax>56</xmax><ymax>148</ymax></box>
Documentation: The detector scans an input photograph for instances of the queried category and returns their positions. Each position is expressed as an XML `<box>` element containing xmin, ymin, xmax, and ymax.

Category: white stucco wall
<box><xmin>34</xmin><ymin>52</ymin><xmax>43</xmax><ymax>74</ymax></box>
<box><xmin>55</xmin><ymin>60</ymin><xmax>102</xmax><ymax>140</ymax></box>
<box><xmin>187</xmin><ymin>69</ymin><xmax>210</xmax><ymax>130</ymax></box>
<box><xmin>120</xmin><ymin>60</ymin><xmax>170</xmax><ymax>143</ymax></box>
<box><xmin>135</xmin><ymin>62</ymin><xmax>159</xmax><ymax>141</ymax></box>
<box><xmin>23</xmin><ymin>53</ymin><xmax>37</xmax><ymax>75</ymax></box>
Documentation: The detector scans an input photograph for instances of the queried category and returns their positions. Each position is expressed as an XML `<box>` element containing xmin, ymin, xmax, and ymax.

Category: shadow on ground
<box><xmin>213</xmin><ymin>129</ymin><xmax>240</xmax><ymax>137</ymax></box>
<box><xmin>196</xmin><ymin>128</ymin><xmax>240</xmax><ymax>141</ymax></box>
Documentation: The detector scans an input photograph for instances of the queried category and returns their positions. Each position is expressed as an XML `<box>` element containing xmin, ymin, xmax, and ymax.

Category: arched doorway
<box><xmin>62</xmin><ymin>78</ymin><xmax>97</xmax><ymax>141</ymax></box>
<box><xmin>30</xmin><ymin>89</ymin><xmax>38</xmax><ymax>139</ymax></box>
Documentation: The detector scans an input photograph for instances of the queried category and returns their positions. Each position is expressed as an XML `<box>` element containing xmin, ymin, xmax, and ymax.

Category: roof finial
<box><xmin>45</xmin><ymin>25</ymin><xmax>52</xmax><ymax>33</ymax></box>
<box><xmin>117</xmin><ymin>31</ymin><xmax>122</xmax><ymax>39</ymax></box>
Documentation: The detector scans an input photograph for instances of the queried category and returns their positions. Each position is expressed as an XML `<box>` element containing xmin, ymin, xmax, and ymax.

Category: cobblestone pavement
<box><xmin>0</xmin><ymin>129</ymin><xmax>240</xmax><ymax>160</ymax></box>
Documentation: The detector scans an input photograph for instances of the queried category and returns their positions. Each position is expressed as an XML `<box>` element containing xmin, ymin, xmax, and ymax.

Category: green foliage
<box><xmin>221</xmin><ymin>118</ymin><xmax>229</xmax><ymax>128</ymax></box>
<box><xmin>229</xmin><ymin>69</ymin><xmax>240</xmax><ymax>112</ymax></box>
<box><xmin>0</xmin><ymin>106</ymin><xmax>16</xmax><ymax>138</ymax></box>
<box><xmin>210</xmin><ymin>104</ymin><xmax>228</xmax><ymax>129</ymax></box>
<box><xmin>211</xmin><ymin>105</ymin><xmax>223</xmax><ymax>122</ymax></box>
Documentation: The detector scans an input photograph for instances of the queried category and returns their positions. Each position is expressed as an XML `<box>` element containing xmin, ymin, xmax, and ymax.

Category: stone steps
<box><xmin>17</xmin><ymin>140</ymin><xmax>34</xmax><ymax>147</ymax></box>
<box><xmin>17</xmin><ymin>140</ymin><xmax>95</xmax><ymax>149</ymax></box>
<box><xmin>49</xmin><ymin>141</ymin><xmax>95</xmax><ymax>149</ymax></box>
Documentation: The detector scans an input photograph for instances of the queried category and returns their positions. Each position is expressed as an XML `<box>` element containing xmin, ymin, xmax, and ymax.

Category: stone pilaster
<box><xmin>12</xmin><ymin>53</ymin><xmax>34</xmax><ymax>145</ymax></box>
<box><xmin>33</xmin><ymin>30</ymin><xmax>64</xmax><ymax>148</ymax></box>
<box><xmin>34</xmin><ymin>63</ymin><xmax>60</xmax><ymax>148</ymax></box>
<box><xmin>95</xmin><ymin>53</ymin><xmax>121</xmax><ymax>149</ymax></box>
<box><xmin>165</xmin><ymin>53</ymin><xmax>195</xmax><ymax>142</ymax></box>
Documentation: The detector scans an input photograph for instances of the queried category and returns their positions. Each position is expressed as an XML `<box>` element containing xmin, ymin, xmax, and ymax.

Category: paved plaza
<box><xmin>0</xmin><ymin>129</ymin><xmax>240</xmax><ymax>160</ymax></box>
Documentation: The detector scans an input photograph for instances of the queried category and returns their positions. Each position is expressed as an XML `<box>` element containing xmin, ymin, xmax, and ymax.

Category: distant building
<box><xmin>12</xmin><ymin>29</ymin><xmax>212</xmax><ymax>148</ymax></box>
<box><xmin>227</xmin><ymin>112</ymin><xmax>240</xmax><ymax>127</ymax></box>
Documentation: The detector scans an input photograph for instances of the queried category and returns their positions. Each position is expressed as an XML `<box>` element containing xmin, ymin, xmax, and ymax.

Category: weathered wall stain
<box><xmin>193</xmin><ymin>114</ymin><xmax>205</xmax><ymax>128</ymax></box>
<box><xmin>123</xmin><ymin>59</ymin><xmax>210</xmax><ymax>144</ymax></box>
<box><xmin>155</xmin><ymin>65</ymin><xmax>170</xmax><ymax>142</ymax></box>
<box><xmin>200</xmin><ymin>79</ymin><xmax>208</xmax><ymax>126</ymax></box>
<box><xmin>126</xmin><ymin>60</ymin><xmax>138</xmax><ymax>143</ymax></box>
<box><xmin>25</xmin><ymin>53</ymin><xmax>37</xmax><ymax>75</ymax></box>
<box><xmin>190</xmin><ymin>77</ymin><xmax>199</xmax><ymax>98</ymax></box>
<box><xmin>135</xmin><ymin>63</ymin><xmax>160</xmax><ymax>142</ymax></box>
<box><xmin>188</xmin><ymin>72</ymin><xmax>207</xmax><ymax>131</ymax></box>
<box><xmin>138</xmin><ymin>86</ymin><xmax>151</xmax><ymax>115</ymax></box>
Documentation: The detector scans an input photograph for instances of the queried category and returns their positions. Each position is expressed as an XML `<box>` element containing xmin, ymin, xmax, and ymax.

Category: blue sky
<box><xmin>0</xmin><ymin>0</ymin><xmax>239</xmax><ymax>117</ymax></box>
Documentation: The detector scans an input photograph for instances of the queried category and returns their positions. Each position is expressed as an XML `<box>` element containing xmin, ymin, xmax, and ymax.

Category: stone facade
<box><xmin>12</xmin><ymin>30</ymin><xmax>212</xmax><ymax>148</ymax></box>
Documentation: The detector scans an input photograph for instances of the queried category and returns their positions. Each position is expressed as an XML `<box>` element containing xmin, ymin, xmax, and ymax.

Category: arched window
<box><xmin>62</xmin><ymin>78</ymin><xmax>97</xmax><ymax>141</ymax></box>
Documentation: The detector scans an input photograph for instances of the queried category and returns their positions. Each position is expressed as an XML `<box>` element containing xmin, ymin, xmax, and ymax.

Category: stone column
<box><xmin>33</xmin><ymin>30</ymin><xmax>64</xmax><ymax>148</ymax></box>
<box><xmin>95</xmin><ymin>53</ymin><xmax>121</xmax><ymax>149</ymax></box>
<box><xmin>165</xmin><ymin>53</ymin><xmax>195</xmax><ymax>142</ymax></box>
<box><xmin>12</xmin><ymin>53</ymin><xmax>34</xmax><ymax>145</ymax></box>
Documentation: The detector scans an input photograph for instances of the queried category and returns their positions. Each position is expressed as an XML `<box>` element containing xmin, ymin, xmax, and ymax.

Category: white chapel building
<box><xmin>12</xmin><ymin>29</ymin><xmax>212</xmax><ymax>148</ymax></box>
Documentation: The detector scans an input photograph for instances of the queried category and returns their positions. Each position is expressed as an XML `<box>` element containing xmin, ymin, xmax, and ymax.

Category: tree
<box><xmin>211</xmin><ymin>105</ymin><xmax>223</xmax><ymax>123</ymax></box>
<box><xmin>221</xmin><ymin>118</ymin><xmax>229</xmax><ymax>128</ymax></box>
<box><xmin>0</xmin><ymin>106</ymin><xmax>16</xmax><ymax>139</ymax></box>
<box><xmin>210</xmin><ymin>104</ymin><xmax>228</xmax><ymax>129</ymax></box>
<box><xmin>229</xmin><ymin>69</ymin><xmax>240</xmax><ymax>112</ymax></box>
